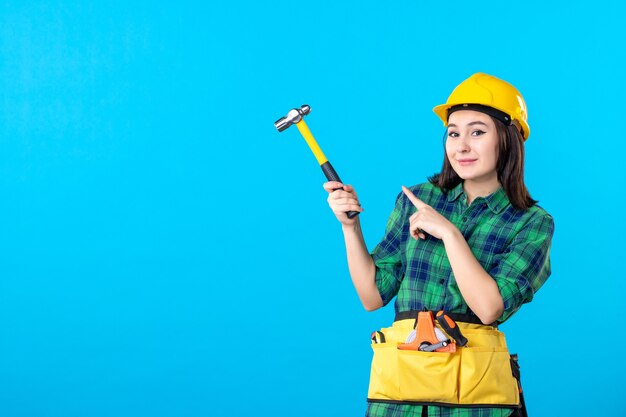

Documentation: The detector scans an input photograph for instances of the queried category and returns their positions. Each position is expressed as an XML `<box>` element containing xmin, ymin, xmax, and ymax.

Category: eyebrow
<box><xmin>448</xmin><ymin>121</ymin><xmax>489</xmax><ymax>128</ymax></box>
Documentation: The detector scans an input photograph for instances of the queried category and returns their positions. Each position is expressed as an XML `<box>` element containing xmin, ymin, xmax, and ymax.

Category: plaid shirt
<box><xmin>367</xmin><ymin>181</ymin><xmax>554</xmax><ymax>417</ymax></box>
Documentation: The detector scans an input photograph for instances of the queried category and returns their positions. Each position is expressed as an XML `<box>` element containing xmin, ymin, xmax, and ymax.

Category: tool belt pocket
<box><xmin>368</xmin><ymin>341</ymin><xmax>460</xmax><ymax>403</ymax></box>
<box><xmin>458</xmin><ymin>346</ymin><xmax>519</xmax><ymax>405</ymax></box>
<box><xmin>368</xmin><ymin>323</ymin><xmax>520</xmax><ymax>407</ymax></box>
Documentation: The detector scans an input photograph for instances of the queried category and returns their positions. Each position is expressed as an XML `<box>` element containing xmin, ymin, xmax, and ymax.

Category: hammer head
<box><xmin>274</xmin><ymin>104</ymin><xmax>311</xmax><ymax>132</ymax></box>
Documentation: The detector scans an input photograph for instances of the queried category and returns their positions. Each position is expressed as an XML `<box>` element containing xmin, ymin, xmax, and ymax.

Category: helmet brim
<box><xmin>432</xmin><ymin>103</ymin><xmax>530</xmax><ymax>140</ymax></box>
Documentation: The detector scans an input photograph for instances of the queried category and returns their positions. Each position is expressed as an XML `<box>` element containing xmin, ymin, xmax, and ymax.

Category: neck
<box><xmin>463</xmin><ymin>178</ymin><xmax>501</xmax><ymax>205</ymax></box>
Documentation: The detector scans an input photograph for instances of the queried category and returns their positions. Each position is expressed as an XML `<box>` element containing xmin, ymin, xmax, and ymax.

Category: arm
<box><xmin>441</xmin><ymin>228</ymin><xmax>504</xmax><ymax>324</ymax></box>
<box><xmin>341</xmin><ymin>219</ymin><xmax>383</xmax><ymax>311</ymax></box>
<box><xmin>323</xmin><ymin>181</ymin><xmax>382</xmax><ymax>311</ymax></box>
<box><xmin>487</xmin><ymin>214</ymin><xmax>554</xmax><ymax>322</ymax></box>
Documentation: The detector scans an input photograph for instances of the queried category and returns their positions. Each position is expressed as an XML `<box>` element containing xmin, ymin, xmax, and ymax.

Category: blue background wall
<box><xmin>1</xmin><ymin>1</ymin><xmax>624</xmax><ymax>416</ymax></box>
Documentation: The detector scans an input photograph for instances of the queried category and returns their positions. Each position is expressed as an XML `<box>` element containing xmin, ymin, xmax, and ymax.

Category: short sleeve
<box><xmin>490</xmin><ymin>212</ymin><xmax>555</xmax><ymax>323</ymax></box>
<box><xmin>370</xmin><ymin>192</ymin><xmax>407</xmax><ymax>306</ymax></box>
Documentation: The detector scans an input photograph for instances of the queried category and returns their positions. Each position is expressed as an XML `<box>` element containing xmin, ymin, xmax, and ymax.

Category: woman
<box><xmin>324</xmin><ymin>73</ymin><xmax>554</xmax><ymax>417</ymax></box>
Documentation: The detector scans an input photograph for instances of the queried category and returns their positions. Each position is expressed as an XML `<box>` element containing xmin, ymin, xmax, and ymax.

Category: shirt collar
<box><xmin>483</xmin><ymin>187</ymin><xmax>509</xmax><ymax>214</ymax></box>
<box><xmin>447</xmin><ymin>182</ymin><xmax>466</xmax><ymax>203</ymax></box>
<box><xmin>447</xmin><ymin>182</ymin><xmax>510</xmax><ymax>214</ymax></box>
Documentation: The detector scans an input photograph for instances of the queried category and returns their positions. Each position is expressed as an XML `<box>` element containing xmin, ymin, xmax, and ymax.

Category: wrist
<box><xmin>341</xmin><ymin>218</ymin><xmax>361</xmax><ymax>233</ymax></box>
<box><xmin>442</xmin><ymin>224</ymin><xmax>462</xmax><ymax>243</ymax></box>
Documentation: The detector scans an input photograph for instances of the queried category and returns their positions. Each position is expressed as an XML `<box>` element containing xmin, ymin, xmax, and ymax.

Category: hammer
<box><xmin>274</xmin><ymin>104</ymin><xmax>359</xmax><ymax>219</ymax></box>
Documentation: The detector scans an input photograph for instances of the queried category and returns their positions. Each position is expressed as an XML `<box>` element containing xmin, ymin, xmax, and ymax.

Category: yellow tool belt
<box><xmin>368</xmin><ymin>316</ymin><xmax>521</xmax><ymax>408</ymax></box>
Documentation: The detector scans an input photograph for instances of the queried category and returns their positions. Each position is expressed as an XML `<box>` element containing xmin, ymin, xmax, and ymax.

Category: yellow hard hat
<box><xmin>433</xmin><ymin>73</ymin><xmax>530</xmax><ymax>140</ymax></box>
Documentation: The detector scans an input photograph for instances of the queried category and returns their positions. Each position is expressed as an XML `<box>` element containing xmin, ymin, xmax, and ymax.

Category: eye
<box><xmin>447</xmin><ymin>131</ymin><xmax>459</xmax><ymax>138</ymax></box>
<box><xmin>471</xmin><ymin>130</ymin><xmax>486</xmax><ymax>136</ymax></box>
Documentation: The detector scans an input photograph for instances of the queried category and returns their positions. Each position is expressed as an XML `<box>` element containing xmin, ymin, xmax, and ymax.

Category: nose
<box><xmin>456</xmin><ymin>134</ymin><xmax>471</xmax><ymax>153</ymax></box>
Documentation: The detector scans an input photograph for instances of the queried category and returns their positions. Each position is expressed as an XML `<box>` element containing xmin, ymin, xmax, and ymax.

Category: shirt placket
<box><xmin>440</xmin><ymin>198</ymin><xmax>485</xmax><ymax>309</ymax></box>
<box><xmin>434</xmin><ymin>199</ymin><xmax>466</xmax><ymax>309</ymax></box>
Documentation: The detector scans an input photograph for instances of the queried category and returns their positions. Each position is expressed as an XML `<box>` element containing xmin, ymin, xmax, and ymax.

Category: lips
<box><xmin>457</xmin><ymin>159</ymin><xmax>477</xmax><ymax>166</ymax></box>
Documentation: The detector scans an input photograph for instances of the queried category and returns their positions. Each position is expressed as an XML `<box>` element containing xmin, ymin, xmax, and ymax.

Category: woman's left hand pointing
<box><xmin>402</xmin><ymin>185</ymin><xmax>456</xmax><ymax>241</ymax></box>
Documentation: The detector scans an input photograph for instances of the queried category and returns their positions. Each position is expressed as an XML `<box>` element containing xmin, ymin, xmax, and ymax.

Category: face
<box><xmin>445</xmin><ymin>110</ymin><xmax>500</xmax><ymax>186</ymax></box>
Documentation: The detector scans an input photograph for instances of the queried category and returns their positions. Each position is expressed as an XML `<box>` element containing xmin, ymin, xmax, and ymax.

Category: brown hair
<box><xmin>428</xmin><ymin>117</ymin><xmax>537</xmax><ymax>210</ymax></box>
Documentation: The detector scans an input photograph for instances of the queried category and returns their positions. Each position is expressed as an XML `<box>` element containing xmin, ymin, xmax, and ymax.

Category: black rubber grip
<box><xmin>436</xmin><ymin>311</ymin><xmax>468</xmax><ymax>347</ymax></box>
<box><xmin>321</xmin><ymin>161</ymin><xmax>359</xmax><ymax>219</ymax></box>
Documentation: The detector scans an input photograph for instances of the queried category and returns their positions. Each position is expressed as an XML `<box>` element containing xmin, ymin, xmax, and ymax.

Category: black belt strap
<box><xmin>395</xmin><ymin>310</ymin><xmax>491</xmax><ymax>326</ymax></box>
<box><xmin>510</xmin><ymin>354</ymin><xmax>528</xmax><ymax>417</ymax></box>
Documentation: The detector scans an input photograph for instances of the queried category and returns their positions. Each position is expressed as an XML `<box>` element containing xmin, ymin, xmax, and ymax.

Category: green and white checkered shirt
<box><xmin>367</xmin><ymin>181</ymin><xmax>554</xmax><ymax>417</ymax></box>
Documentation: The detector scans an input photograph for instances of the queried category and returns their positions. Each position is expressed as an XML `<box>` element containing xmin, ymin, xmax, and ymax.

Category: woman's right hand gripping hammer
<box><xmin>323</xmin><ymin>181</ymin><xmax>364</xmax><ymax>226</ymax></box>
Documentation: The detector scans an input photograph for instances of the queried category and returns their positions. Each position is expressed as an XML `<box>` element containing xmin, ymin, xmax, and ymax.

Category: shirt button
<box><xmin>462</xmin><ymin>217</ymin><xmax>468</xmax><ymax>222</ymax></box>
<box><xmin>439</xmin><ymin>279</ymin><xmax>445</xmax><ymax>284</ymax></box>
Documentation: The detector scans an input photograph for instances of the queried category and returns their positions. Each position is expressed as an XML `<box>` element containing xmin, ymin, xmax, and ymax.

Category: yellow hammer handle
<box><xmin>292</xmin><ymin>115</ymin><xmax>359</xmax><ymax>219</ymax></box>
<box><xmin>295</xmin><ymin>119</ymin><xmax>328</xmax><ymax>166</ymax></box>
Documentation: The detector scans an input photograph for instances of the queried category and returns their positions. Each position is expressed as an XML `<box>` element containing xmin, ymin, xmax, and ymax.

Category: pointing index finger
<box><xmin>402</xmin><ymin>185</ymin><xmax>427</xmax><ymax>209</ymax></box>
